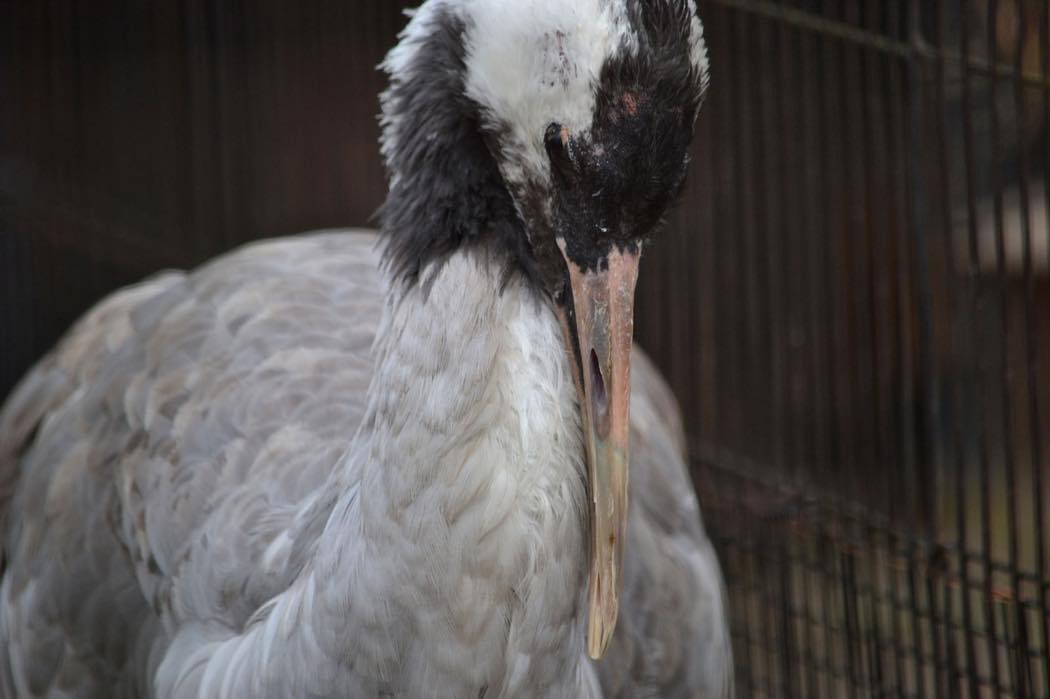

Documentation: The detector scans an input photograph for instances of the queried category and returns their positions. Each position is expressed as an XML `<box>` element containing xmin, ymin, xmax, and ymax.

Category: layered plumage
<box><xmin>0</xmin><ymin>1</ymin><xmax>732</xmax><ymax>696</ymax></box>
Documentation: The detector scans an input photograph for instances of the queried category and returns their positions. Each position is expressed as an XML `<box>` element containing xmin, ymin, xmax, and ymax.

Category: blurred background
<box><xmin>1</xmin><ymin>0</ymin><xmax>1048</xmax><ymax>696</ymax></box>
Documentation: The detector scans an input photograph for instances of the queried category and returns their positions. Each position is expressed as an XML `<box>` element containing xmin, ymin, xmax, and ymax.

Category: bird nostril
<box><xmin>589</xmin><ymin>348</ymin><xmax>609</xmax><ymax>434</ymax></box>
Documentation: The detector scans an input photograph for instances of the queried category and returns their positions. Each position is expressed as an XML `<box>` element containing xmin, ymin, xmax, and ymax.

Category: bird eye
<box><xmin>544</xmin><ymin>123</ymin><xmax>567</xmax><ymax>156</ymax></box>
<box><xmin>544</xmin><ymin>122</ymin><xmax>574</xmax><ymax>180</ymax></box>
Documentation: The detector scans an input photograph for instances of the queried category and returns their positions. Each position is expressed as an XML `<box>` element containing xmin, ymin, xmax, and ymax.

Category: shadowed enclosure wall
<box><xmin>2</xmin><ymin>1</ymin><xmax>1049</xmax><ymax>697</ymax></box>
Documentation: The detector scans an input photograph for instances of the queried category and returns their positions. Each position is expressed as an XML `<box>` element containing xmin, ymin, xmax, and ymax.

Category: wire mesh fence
<box><xmin>633</xmin><ymin>0</ymin><xmax>1050</xmax><ymax>696</ymax></box>
<box><xmin>1</xmin><ymin>0</ymin><xmax>1048</xmax><ymax>697</ymax></box>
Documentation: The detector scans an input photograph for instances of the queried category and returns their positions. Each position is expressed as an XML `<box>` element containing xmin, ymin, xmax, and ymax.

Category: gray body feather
<box><xmin>0</xmin><ymin>231</ymin><xmax>731</xmax><ymax>697</ymax></box>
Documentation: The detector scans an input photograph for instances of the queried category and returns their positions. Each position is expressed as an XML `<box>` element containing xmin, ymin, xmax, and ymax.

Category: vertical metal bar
<box><xmin>907</xmin><ymin>1</ymin><xmax>932</xmax><ymax>684</ymax></box>
<box><xmin>880</xmin><ymin>537</ymin><xmax>906</xmax><ymax>698</ymax></box>
<box><xmin>956</xmin><ymin>0</ymin><xmax>1004</xmax><ymax>692</ymax></box>
<box><xmin>797</xmin><ymin>535</ymin><xmax>823</xmax><ymax>692</ymax></box>
<box><xmin>903</xmin><ymin>0</ymin><xmax>949</xmax><ymax>693</ymax></box>
<box><xmin>1005</xmin><ymin>0</ymin><xmax>1040</xmax><ymax>693</ymax></box>
<box><xmin>985</xmin><ymin>0</ymin><xmax>1024</xmax><ymax>692</ymax></box>
<box><xmin>731</xmin><ymin>0</ymin><xmax>759</xmax><ymax>483</ymax></box>
<box><xmin>725</xmin><ymin>6</ymin><xmax>746</xmax><ymax>471</ymax></box>
<box><xmin>858</xmin><ymin>0</ymin><xmax>894</xmax><ymax>655</ymax></box>
<box><xmin>904</xmin><ymin>544</ymin><xmax>927</xmax><ymax>699</ymax></box>
<box><xmin>822</xmin><ymin>0</ymin><xmax>858</xmax><ymax>506</ymax></box>
<box><xmin>795</xmin><ymin>14</ymin><xmax>827</xmax><ymax>697</ymax></box>
<box><xmin>887</xmin><ymin>529</ymin><xmax>909</xmax><ymax>691</ymax></box>
<box><xmin>999</xmin><ymin>600</ymin><xmax>1019</xmax><ymax>697</ymax></box>
<box><xmin>846</xmin><ymin>4</ymin><xmax>879</xmax><ymax>514</ymax></box>
<box><xmin>814</xmin><ymin>4</ymin><xmax>848</xmax><ymax>690</ymax></box>
<box><xmin>694</xmin><ymin>5</ymin><xmax>720</xmax><ymax>467</ymax></box>
<box><xmin>761</xmin><ymin>2</ymin><xmax>787</xmax><ymax>494</ymax></box>
<box><xmin>794</xmin><ymin>10</ymin><xmax>817</xmax><ymax>508</ymax></box>
<box><xmin>800</xmin><ymin>7</ymin><xmax>830</xmax><ymax>503</ymax></box>
<box><xmin>707</xmin><ymin>0</ymin><xmax>728</xmax><ymax>479</ymax></box>
<box><xmin>737</xmin><ymin>9</ymin><xmax>768</xmax><ymax>480</ymax></box>
<box><xmin>1020</xmin><ymin>0</ymin><xmax>1050</xmax><ymax>688</ymax></box>
<box><xmin>930</xmin><ymin>0</ymin><xmax>981</xmax><ymax>693</ymax></box>
<box><xmin>763</xmin><ymin>536</ymin><xmax>778</xmax><ymax>698</ymax></box>
<box><xmin>1016</xmin><ymin>597</ymin><xmax>1033</xmax><ymax>697</ymax></box>
<box><xmin>775</xmin><ymin>0</ymin><xmax>801</xmax><ymax>490</ymax></box>
<box><xmin>924</xmin><ymin>560</ymin><xmax>947</xmax><ymax>696</ymax></box>
<box><xmin>814</xmin><ymin>8</ymin><xmax>846</xmax><ymax>695</ymax></box>
<box><xmin>780</xmin><ymin>549</ymin><xmax>800</xmax><ymax>699</ymax></box>
<box><xmin>877</xmin><ymin>0</ymin><xmax>908</xmax><ymax>538</ymax></box>
<box><xmin>838</xmin><ymin>1</ymin><xmax>865</xmax><ymax>684</ymax></box>
<box><xmin>820</xmin><ymin>528</ymin><xmax>842</xmax><ymax>698</ymax></box>
<box><xmin>904</xmin><ymin>0</ymin><xmax>937</xmax><ymax>550</ymax></box>
<box><xmin>1036</xmin><ymin>0</ymin><xmax>1050</xmax><ymax>692</ymax></box>
<box><xmin>750</xmin><ymin>8</ymin><xmax>778</xmax><ymax>488</ymax></box>
<box><xmin>834</xmin><ymin>0</ymin><xmax>859</xmax><ymax>544</ymax></box>
<box><xmin>715</xmin><ymin>2</ymin><xmax>744</xmax><ymax>486</ymax></box>
<box><xmin>869</xmin><ymin>538</ymin><xmax>887</xmax><ymax>695</ymax></box>
<box><xmin>863</xmin><ymin>0</ymin><xmax>892</xmax><ymax>525</ymax></box>
<box><xmin>853</xmin><ymin>35</ymin><xmax>888</xmax><ymax>667</ymax></box>
<box><xmin>840</xmin><ymin>547</ymin><xmax>860</xmax><ymax>694</ymax></box>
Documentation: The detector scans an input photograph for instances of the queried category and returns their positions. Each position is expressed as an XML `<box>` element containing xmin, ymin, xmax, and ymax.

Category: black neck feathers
<box><xmin>377</xmin><ymin>9</ymin><xmax>533</xmax><ymax>286</ymax></box>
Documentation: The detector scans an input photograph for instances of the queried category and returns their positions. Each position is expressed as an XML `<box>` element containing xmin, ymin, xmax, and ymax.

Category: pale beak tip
<box><xmin>587</xmin><ymin>610</ymin><xmax>616</xmax><ymax>660</ymax></box>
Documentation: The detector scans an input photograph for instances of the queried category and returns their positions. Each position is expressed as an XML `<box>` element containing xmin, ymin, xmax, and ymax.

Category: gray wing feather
<box><xmin>0</xmin><ymin>270</ymin><xmax>185</xmax><ymax>698</ymax></box>
<box><xmin>0</xmin><ymin>231</ymin><xmax>384</xmax><ymax>697</ymax></box>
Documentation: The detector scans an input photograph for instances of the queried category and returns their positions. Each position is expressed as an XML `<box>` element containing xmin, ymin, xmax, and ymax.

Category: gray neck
<box><xmin>340</xmin><ymin>253</ymin><xmax>595</xmax><ymax>694</ymax></box>
<box><xmin>168</xmin><ymin>253</ymin><xmax>598</xmax><ymax>697</ymax></box>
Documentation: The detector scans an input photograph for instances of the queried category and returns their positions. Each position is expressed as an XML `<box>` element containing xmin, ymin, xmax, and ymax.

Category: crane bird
<box><xmin>0</xmin><ymin>0</ymin><xmax>732</xmax><ymax>696</ymax></box>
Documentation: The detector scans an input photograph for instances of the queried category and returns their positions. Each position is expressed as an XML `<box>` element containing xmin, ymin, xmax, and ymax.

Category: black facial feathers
<box><xmin>620</xmin><ymin>0</ymin><xmax>707</xmax><ymax>111</ymax></box>
<box><xmin>552</xmin><ymin>1</ymin><xmax>705</xmax><ymax>272</ymax></box>
<box><xmin>378</xmin><ymin>9</ymin><xmax>535</xmax><ymax>287</ymax></box>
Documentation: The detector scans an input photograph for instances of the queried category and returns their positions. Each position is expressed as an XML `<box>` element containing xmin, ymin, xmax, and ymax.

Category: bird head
<box><xmin>379</xmin><ymin>0</ymin><xmax>709</xmax><ymax>660</ymax></box>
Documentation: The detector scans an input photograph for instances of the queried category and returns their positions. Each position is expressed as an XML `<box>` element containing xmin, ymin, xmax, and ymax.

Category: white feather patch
<box><xmin>462</xmin><ymin>0</ymin><xmax>636</xmax><ymax>188</ymax></box>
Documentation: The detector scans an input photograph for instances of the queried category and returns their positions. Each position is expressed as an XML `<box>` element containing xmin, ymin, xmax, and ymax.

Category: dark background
<box><xmin>2</xmin><ymin>1</ymin><xmax>1049</xmax><ymax>696</ymax></box>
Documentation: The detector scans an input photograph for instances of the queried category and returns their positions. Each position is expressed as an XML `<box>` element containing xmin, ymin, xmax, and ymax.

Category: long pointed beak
<box><xmin>554</xmin><ymin>239</ymin><xmax>641</xmax><ymax>660</ymax></box>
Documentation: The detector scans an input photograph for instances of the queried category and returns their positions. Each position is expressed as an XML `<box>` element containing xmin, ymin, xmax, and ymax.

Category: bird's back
<box><xmin>0</xmin><ymin>229</ymin><xmax>731</xmax><ymax>697</ymax></box>
<box><xmin>0</xmin><ymin>231</ymin><xmax>385</xmax><ymax>696</ymax></box>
